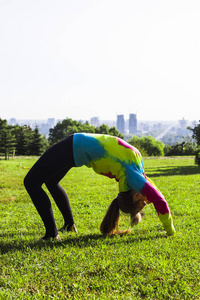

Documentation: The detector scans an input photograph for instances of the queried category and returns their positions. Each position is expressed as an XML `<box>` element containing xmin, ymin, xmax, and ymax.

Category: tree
<box><xmin>0</xmin><ymin>122</ymin><xmax>48</xmax><ymax>157</ymax></box>
<box><xmin>48</xmin><ymin>117</ymin><xmax>124</xmax><ymax>146</ymax></box>
<box><xmin>29</xmin><ymin>127</ymin><xmax>47</xmax><ymax>156</ymax></box>
<box><xmin>107</xmin><ymin>126</ymin><xmax>124</xmax><ymax>139</ymax></box>
<box><xmin>14</xmin><ymin>125</ymin><xmax>31</xmax><ymax>155</ymax></box>
<box><xmin>188</xmin><ymin>121</ymin><xmax>200</xmax><ymax>165</ymax></box>
<box><xmin>164</xmin><ymin>141</ymin><xmax>197</xmax><ymax>156</ymax></box>
<box><xmin>128</xmin><ymin>136</ymin><xmax>164</xmax><ymax>157</ymax></box>
<box><xmin>95</xmin><ymin>124</ymin><xmax>110</xmax><ymax>135</ymax></box>
<box><xmin>48</xmin><ymin>118</ymin><xmax>80</xmax><ymax>145</ymax></box>
<box><xmin>95</xmin><ymin>125</ymin><xmax>124</xmax><ymax>138</ymax></box>
<box><xmin>80</xmin><ymin>121</ymin><xmax>96</xmax><ymax>134</ymax></box>
<box><xmin>0</xmin><ymin>119</ymin><xmax>16</xmax><ymax>159</ymax></box>
<box><xmin>126</xmin><ymin>136</ymin><xmax>148</xmax><ymax>156</ymax></box>
<box><xmin>183</xmin><ymin>141</ymin><xmax>197</xmax><ymax>155</ymax></box>
<box><xmin>0</xmin><ymin>127</ymin><xmax>16</xmax><ymax>160</ymax></box>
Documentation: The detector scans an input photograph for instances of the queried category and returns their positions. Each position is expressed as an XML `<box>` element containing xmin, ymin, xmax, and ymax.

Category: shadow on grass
<box><xmin>146</xmin><ymin>165</ymin><xmax>200</xmax><ymax>177</ymax></box>
<box><xmin>0</xmin><ymin>231</ymin><xmax>166</xmax><ymax>255</ymax></box>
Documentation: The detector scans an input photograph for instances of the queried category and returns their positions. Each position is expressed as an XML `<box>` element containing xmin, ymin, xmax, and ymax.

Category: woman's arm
<box><xmin>141</xmin><ymin>181</ymin><xmax>175</xmax><ymax>235</ymax></box>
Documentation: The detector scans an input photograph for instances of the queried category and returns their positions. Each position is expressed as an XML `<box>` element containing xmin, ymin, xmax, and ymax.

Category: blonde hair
<box><xmin>100</xmin><ymin>190</ymin><xmax>147</xmax><ymax>235</ymax></box>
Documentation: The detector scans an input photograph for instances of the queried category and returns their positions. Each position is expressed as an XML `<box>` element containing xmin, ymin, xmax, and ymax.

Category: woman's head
<box><xmin>100</xmin><ymin>190</ymin><xmax>148</xmax><ymax>235</ymax></box>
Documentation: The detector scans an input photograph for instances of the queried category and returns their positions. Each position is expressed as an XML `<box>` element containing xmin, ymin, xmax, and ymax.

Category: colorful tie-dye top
<box><xmin>73</xmin><ymin>133</ymin><xmax>175</xmax><ymax>235</ymax></box>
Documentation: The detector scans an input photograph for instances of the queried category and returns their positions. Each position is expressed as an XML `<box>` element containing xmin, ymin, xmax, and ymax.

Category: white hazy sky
<box><xmin>1</xmin><ymin>0</ymin><xmax>200</xmax><ymax>122</ymax></box>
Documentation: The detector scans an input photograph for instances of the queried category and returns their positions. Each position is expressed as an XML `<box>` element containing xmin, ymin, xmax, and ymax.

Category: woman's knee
<box><xmin>24</xmin><ymin>173</ymin><xmax>31</xmax><ymax>190</ymax></box>
<box><xmin>24</xmin><ymin>171</ymin><xmax>40</xmax><ymax>192</ymax></box>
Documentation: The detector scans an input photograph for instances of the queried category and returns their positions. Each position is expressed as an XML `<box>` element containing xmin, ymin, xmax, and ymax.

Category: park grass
<box><xmin>0</xmin><ymin>157</ymin><xmax>199</xmax><ymax>299</ymax></box>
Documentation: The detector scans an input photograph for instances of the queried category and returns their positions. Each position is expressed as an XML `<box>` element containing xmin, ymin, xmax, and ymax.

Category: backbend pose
<box><xmin>24</xmin><ymin>133</ymin><xmax>175</xmax><ymax>240</ymax></box>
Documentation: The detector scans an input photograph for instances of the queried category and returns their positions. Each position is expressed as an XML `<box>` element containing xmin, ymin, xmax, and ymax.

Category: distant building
<box><xmin>143</xmin><ymin>124</ymin><xmax>150</xmax><ymax>132</ymax></box>
<box><xmin>177</xmin><ymin>117</ymin><xmax>189</xmax><ymax>135</ymax></box>
<box><xmin>90</xmin><ymin>117</ymin><xmax>100</xmax><ymax>127</ymax></box>
<box><xmin>39</xmin><ymin>123</ymin><xmax>51</xmax><ymax>135</ymax></box>
<box><xmin>153</xmin><ymin>123</ymin><xmax>161</xmax><ymax>129</ymax></box>
<box><xmin>117</xmin><ymin>114</ymin><xmax>125</xmax><ymax>134</ymax></box>
<box><xmin>179</xmin><ymin>117</ymin><xmax>188</xmax><ymax>130</ymax></box>
<box><xmin>9</xmin><ymin>118</ymin><xmax>17</xmax><ymax>125</ymax></box>
<box><xmin>129</xmin><ymin>113</ymin><xmax>137</xmax><ymax>134</ymax></box>
<box><xmin>47</xmin><ymin>118</ymin><xmax>55</xmax><ymax>127</ymax></box>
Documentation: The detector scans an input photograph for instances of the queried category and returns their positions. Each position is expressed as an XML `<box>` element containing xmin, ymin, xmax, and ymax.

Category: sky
<box><xmin>1</xmin><ymin>0</ymin><xmax>200</xmax><ymax>122</ymax></box>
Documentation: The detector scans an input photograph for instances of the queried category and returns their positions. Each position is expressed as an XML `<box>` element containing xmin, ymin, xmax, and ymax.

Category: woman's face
<box><xmin>133</xmin><ymin>191</ymin><xmax>145</xmax><ymax>201</ymax></box>
<box><xmin>131</xmin><ymin>191</ymin><xmax>151</xmax><ymax>214</ymax></box>
<box><xmin>118</xmin><ymin>190</ymin><xmax>150</xmax><ymax>215</ymax></box>
<box><xmin>136</xmin><ymin>198</ymin><xmax>147</xmax><ymax>211</ymax></box>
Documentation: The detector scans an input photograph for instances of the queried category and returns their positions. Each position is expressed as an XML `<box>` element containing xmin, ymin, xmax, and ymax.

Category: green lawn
<box><xmin>0</xmin><ymin>157</ymin><xmax>199</xmax><ymax>299</ymax></box>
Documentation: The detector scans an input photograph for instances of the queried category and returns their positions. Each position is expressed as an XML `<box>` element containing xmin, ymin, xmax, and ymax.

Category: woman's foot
<box><xmin>59</xmin><ymin>224</ymin><xmax>78</xmax><ymax>233</ymax></box>
<box><xmin>67</xmin><ymin>224</ymin><xmax>78</xmax><ymax>233</ymax></box>
<box><xmin>38</xmin><ymin>234</ymin><xmax>60</xmax><ymax>242</ymax></box>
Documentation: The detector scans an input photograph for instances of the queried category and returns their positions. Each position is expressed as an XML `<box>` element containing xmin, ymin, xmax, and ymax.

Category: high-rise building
<box><xmin>47</xmin><ymin>118</ymin><xmax>55</xmax><ymax>128</ymax></box>
<box><xmin>9</xmin><ymin>118</ymin><xmax>17</xmax><ymax>125</ymax></box>
<box><xmin>90</xmin><ymin>117</ymin><xmax>100</xmax><ymax>127</ymax></box>
<box><xmin>117</xmin><ymin>114</ymin><xmax>125</xmax><ymax>133</ymax></box>
<box><xmin>179</xmin><ymin>117</ymin><xmax>188</xmax><ymax>129</ymax></box>
<box><xmin>129</xmin><ymin>114</ymin><xmax>137</xmax><ymax>134</ymax></box>
<box><xmin>177</xmin><ymin>117</ymin><xmax>189</xmax><ymax>135</ymax></box>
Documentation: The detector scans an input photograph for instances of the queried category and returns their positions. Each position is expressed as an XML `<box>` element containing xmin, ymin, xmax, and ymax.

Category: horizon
<box><xmin>5</xmin><ymin>115</ymin><xmax>197</xmax><ymax>125</ymax></box>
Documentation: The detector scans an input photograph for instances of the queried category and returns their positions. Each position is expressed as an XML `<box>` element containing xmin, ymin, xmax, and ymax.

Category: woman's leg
<box><xmin>24</xmin><ymin>135</ymin><xmax>75</xmax><ymax>239</ymax></box>
<box><xmin>45</xmin><ymin>168</ymin><xmax>75</xmax><ymax>230</ymax></box>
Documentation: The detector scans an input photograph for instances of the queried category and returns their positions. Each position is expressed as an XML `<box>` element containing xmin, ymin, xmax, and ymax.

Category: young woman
<box><xmin>24</xmin><ymin>133</ymin><xmax>175</xmax><ymax>240</ymax></box>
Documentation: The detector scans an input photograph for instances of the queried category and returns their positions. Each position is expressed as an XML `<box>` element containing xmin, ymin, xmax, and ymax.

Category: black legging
<box><xmin>24</xmin><ymin>134</ymin><xmax>76</xmax><ymax>239</ymax></box>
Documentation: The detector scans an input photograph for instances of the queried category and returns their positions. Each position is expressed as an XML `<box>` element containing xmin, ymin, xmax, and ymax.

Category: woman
<box><xmin>24</xmin><ymin>133</ymin><xmax>175</xmax><ymax>240</ymax></box>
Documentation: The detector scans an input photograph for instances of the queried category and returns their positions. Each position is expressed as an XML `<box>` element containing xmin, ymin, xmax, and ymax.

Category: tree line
<box><xmin>0</xmin><ymin>117</ymin><xmax>199</xmax><ymax>165</ymax></box>
<box><xmin>0</xmin><ymin>118</ymin><xmax>123</xmax><ymax>159</ymax></box>
<box><xmin>0</xmin><ymin>119</ymin><xmax>47</xmax><ymax>159</ymax></box>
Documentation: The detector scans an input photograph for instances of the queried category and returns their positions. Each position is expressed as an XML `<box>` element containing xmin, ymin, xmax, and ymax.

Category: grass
<box><xmin>0</xmin><ymin>157</ymin><xmax>200</xmax><ymax>299</ymax></box>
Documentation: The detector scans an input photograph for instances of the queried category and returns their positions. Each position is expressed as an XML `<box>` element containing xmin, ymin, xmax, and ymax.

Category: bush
<box><xmin>128</xmin><ymin>136</ymin><xmax>164</xmax><ymax>157</ymax></box>
<box><xmin>194</xmin><ymin>147</ymin><xmax>200</xmax><ymax>165</ymax></box>
<box><xmin>164</xmin><ymin>142</ymin><xmax>197</xmax><ymax>156</ymax></box>
<box><xmin>188</xmin><ymin>121</ymin><xmax>200</xmax><ymax>165</ymax></box>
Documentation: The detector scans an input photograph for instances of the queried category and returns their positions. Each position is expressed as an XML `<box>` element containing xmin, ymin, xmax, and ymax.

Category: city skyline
<box><xmin>6</xmin><ymin>114</ymin><xmax>198</xmax><ymax>125</ymax></box>
<box><xmin>7</xmin><ymin>114</ymin><xmax>196</xmax><ymax>137</ymax></box>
